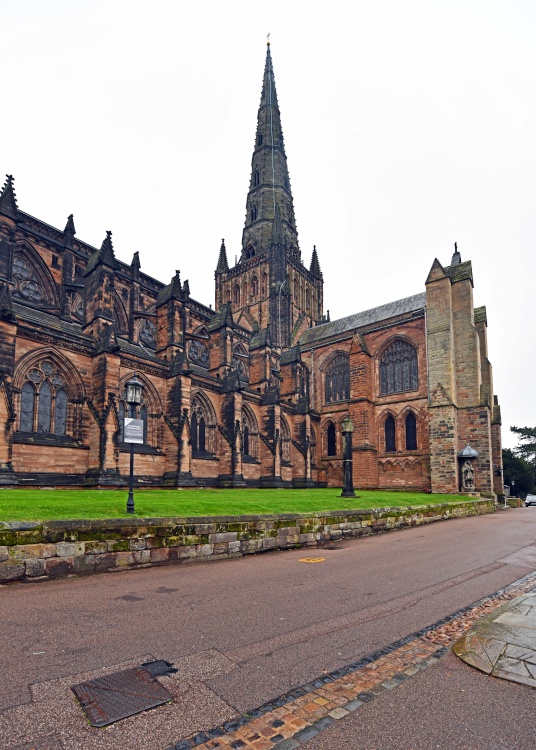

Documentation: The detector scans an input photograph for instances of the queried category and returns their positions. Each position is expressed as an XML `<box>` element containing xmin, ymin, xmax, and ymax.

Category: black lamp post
<box><xmin>125</xmin><ymin>374</ymin><xmax>143</xmax><ymax>515</ymax></box>
<box><xmin>340</xmin><ymin>415</ymin><xmax>356</xmax><ymax>498</ymax></box>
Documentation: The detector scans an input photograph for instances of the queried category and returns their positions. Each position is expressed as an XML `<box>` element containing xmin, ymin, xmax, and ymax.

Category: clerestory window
<box><xmin>325</xmin><ymin>354</ymin><xmax>350</xmax><ymax>404</ymax></box>
<box><xmin>379</xmin><ymin>340</ymin><xmax>418</xmax><ymax>395</ymax></box>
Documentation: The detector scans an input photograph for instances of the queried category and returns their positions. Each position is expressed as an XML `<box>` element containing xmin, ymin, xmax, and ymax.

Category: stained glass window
<box><xmin>20</xmin><ymin>382</ymin><xmax>35</xmax><ymax>432</ymax></box>
<box><xmin>325</xmin><ymin>354</ymin><xmax>350</xmax><ymax>403</ymax></box>
<box><xmin>37</xmin><ymin>380</ymin><xmax>52</xmax><ymax>433</ymax></box>
<box><xmin>54</xmin><ymin>389</ymin><xmax>68</xmax><ymax>435</ymax></box>
<box><xmin>327</xmin><ymin>422</ymin><xmax>336</xmax><ymax>456</ymax></box>
<box><xmin>140</xmin><ymin>405</ymin><xmax>148</xmax><ymax>444</ymax></box>
<box><xmin>379</xmin><ymin>341</ymin><xmax>418</xmax><ymax>395</ymax></box>
<box><xmin>405</xmin><ymin>412</ymin><xmax>417</xmax><ymax>451</ymax></box>
<box><xmin>385</xmin><ymin>415</ymin><xmax>396</xmax><ymax>452</ymax></box>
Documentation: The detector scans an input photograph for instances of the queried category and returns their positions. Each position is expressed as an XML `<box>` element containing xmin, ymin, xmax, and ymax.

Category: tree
<box><xmin>502</xmin><ymin>448</ymin><xmax>535</xmax><ymax>498</ymax></box>
<box><xmin>511</xmin><ymin>426</ymin><xmax>536</xmax><ymax>463</ymax></box>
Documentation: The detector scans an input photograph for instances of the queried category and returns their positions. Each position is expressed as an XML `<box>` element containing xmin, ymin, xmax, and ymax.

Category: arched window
<box><xmin>379</xmin><ymin>340</ymin><xmax>418</xmax><ymax>395</ymax></box>
<box><xmin>233</xmin><ymin>285</ymin><xmax>241</xmax><ymax>307</ymax></box>
<box><xmin>325</xmin><ymin>354</ymin><xmax>350</xmax><ymax>403</ymax></box>
<box><xmin>251</xmin><ymin>205</ymin><xmax>258</xmax><ymax>221</ymax></box>
<box><xmin>20</xmin><ymin>382</ymin><xmax>35</xmax><ymax>433</ymax></box>
<box><xmin>385</xmin><ymin>415</ymin><xmax>396</xmax><ymax>452</ymax></box>
<box><xmin>305</xmin><ymin>289</ymin><xmax>310</xmax><ymax>313</ymax></box>
<box><xmin>18</xmin><ymin>361</ymin><xmax>72</xmax><ymax>437</ymax></box>
<box><xmin>261</xmin><ymin>273</ymin><xmax>267</xmax><ymax>297</ymax></box>
<box><xmin>243</xmin><ymin>424</ymin><xmax>250</xmax><ymax>456</ymax></box>
<box><xmin>242</xmin><ymin>404</ymin><xmax>258</xmax><ymax>459</ymax></box>
<box><xmin>405</xmin><ymin>412</ymin><xmax>417</xmax><ymax>451</ymax></box>
<box><xmin>327</xmin><ymin>422</ymin><xmax>336</xmax><ymax>456</ymax></box>
<box><xmin>190</xmin><ymin>395</ymin><xmax>214</xmax><ymax>455</ymax></box>
<box><xmin>254</xmin><ymin>168</ymin><xmax>260</xmax><ymax>184</ymax></box>
<box><xmin>251</xmin><ymin>276</ymin><xmax>259</xmax><ymax>297</ymax></box>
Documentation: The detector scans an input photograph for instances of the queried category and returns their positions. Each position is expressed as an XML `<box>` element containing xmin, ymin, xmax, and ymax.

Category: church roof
<box><xmin>300</xmin><ymin>292</ymin><xmax>426</xmax><ymax>345</ymax></box>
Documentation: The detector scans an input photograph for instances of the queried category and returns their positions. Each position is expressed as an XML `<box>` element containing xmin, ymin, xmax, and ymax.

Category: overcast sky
<box><xmin>2</xmin><ymin>0</ymin><xmax>534</xmax><ymax>450</ymax></box>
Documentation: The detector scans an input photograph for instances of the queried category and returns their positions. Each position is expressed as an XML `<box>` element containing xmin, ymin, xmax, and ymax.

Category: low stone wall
<box><xmin>0</xmin><ymin>499</ymin><xmax>495</xmax><ymax>584</ymax></box>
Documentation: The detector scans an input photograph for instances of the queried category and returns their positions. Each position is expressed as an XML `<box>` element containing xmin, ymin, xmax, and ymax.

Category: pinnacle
<box><xmin>451</xmin><ymin>242</ymin><xmax>462</xmax><ymax>266</ymax></box>
<box><xmin>216</xmin><ymin>238</ymin><xmax>229</xmax><ymax>273</ymax></box>
<box><xmin>310</xmin><ymin>245</ymin><xmax>322</xmax><ymax>278</ymax></box>
<box><xmin>0</xmin><ymin>174</ymin><xmax>18</xmax><ymax>219</ymax></box>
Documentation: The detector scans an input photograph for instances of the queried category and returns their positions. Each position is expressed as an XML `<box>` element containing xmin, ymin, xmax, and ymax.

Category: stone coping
<box><xmin>0</xmin><ymin>499</ymin><xmax>491</xmax><ymax>532</ymax></box>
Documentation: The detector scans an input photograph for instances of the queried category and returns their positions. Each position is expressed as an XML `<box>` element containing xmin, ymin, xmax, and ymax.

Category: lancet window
<box><xmin>325</xmin><ymin>354</ymin><xmax>350</xmax><ymax>404</ymax></box>
<box><xmin>280</xmin><ymin>416</ymin><xmax>291</xmax><ymax>463</ymax></box>
<box><xmin>326</xmin><ymin>422</ymin><xmax>336</xmax><ymax>457</ymax></box>
<box><xmin>190</xmin><ymin>394</ymin><xmax>215</xmax><ymax>455</ymax></box>
<box><xmin>242</xmin><ymin>404</ymin><xmax>258</xmax><ymax>460</ymax></box>
<box><xmin>379</xmin><ymin>340</ymin><xmax>418</xmax><ymax>395</ymax></box>
<box><xmin>385</xmin><ymin>415</ymin><xmax>396</xmax><ymax>452</ymax></box>
<box><xmin>405</xmin><ymin>412</ymin><xmax>417</xmax><ymax>451</ymax></box>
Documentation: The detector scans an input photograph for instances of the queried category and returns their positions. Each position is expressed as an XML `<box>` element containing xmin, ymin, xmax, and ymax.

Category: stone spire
<box><xmin>241</xmin><ymin>43</ymin><xmax>299</xmax><ymax>260</ymax></box>
<box><xmin>0</xmin><ymin>175</ymin><xmax>18</xmax><ymax>219</ymax></box>
<box><xmin>310</xmin><ymin>245</ymin><xmax>322</xmax><ymax>278</ymax></box>
<box><xmin>215</xmin><ymin>239</ymin><xmax>229</xmax><ymax>273</ymax></box>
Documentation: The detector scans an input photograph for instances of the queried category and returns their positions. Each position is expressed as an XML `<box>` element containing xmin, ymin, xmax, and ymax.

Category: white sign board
<box><xmin>124</xmin><ymin>418</ymin><xmax>144</xmax><ymax>444</ymax></box>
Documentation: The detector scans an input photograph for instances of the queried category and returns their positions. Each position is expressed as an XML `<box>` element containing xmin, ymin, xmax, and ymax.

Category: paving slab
<box><xmin>454</xmin><ymin>591</ymin><xmax>536</xmax><ymax>689</ymax></box>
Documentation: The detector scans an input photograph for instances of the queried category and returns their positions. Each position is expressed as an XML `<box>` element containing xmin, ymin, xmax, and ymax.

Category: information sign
<box><xmin>124</xmin><ymin>418</ymin><xmax>144</xmax><ymax>444</ymax></box>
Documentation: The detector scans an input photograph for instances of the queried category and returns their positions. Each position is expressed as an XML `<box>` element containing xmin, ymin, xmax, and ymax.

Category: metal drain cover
<box><xmin>72</xmin><ymin>666</ymin><xmax>172</xmax><ymax>727</ymax></box>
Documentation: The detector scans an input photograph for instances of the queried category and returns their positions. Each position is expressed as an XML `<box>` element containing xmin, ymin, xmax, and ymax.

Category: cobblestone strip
<box><xmin>166</xmin><ymin>571</ymin><xmax>536</xmax><ymax>750</ymax></box>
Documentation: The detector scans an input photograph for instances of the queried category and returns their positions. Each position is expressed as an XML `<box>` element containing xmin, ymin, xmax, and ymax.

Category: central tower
<box><xmin>215</xmin><ymin>43</ymin><xmax>323</xmax><ymax>348</ymax></box>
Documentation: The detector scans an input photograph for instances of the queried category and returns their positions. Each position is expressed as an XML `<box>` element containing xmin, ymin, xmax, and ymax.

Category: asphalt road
<box><xmin>2</xmin><ymin>508</ymin><xmax>536</xmax><ymax>749</ymax></box>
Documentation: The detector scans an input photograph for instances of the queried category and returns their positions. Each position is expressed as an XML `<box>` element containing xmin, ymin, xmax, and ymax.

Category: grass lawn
<box><xmin>0</xmin><ymin>487</ymin><xmax>467</xmax><ymax>522</ymax></box>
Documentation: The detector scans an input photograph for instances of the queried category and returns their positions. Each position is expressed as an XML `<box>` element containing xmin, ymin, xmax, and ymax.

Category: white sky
<box><xmin>2</xmin><ymin>0</ymin><xmax>535</xmax><ymax>450</ymax></box>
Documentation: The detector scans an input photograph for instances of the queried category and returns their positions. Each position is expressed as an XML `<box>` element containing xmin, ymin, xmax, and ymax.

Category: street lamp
<box><xmin>125</xmin><ymin>374</ymin><xmax>144</xmax><ymax>515</ymax></box>
<box><xmin>340</xmin><ymin>415</ymin><xmax>356</xmax><ymax>498</ymax></box>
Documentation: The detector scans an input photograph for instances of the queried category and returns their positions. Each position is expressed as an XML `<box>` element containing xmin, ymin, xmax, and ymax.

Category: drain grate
<box><xmin>72</xmin><ymin>666</ymin><xmax>172</xmax><ymax>727</ymax></box>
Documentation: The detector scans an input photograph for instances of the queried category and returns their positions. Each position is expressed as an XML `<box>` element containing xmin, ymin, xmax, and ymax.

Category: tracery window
<box><xmin>139</xmin><ymin>319</ymin><xmax>157</xmax><ymax>349</ymax></box>
<box><xmin>385</xmin><ymin>415</ymin><xmax>396</xmax><ymax>452</ymax></box>
<box><xmin>12</xmin><ymin>254</ymin><xmax>45</xmax><ymax>303</ymax></box>
<box><xmin>189</xmin><ymin>339</ymin><xmax>210</xmax><ymax>368</ymax></box>
<box><xmin>325</xmin><ymin>354</ymin><xmax>350</xmax><ymax>404</ymax></box>
<box><xmin>242</xmin><ymin>404</ymin><xmax>258</xmax><ymax>459</ymax></box>
<box><xmin>280</xmin><ymin>416</ymin><xmax>291</xmax><ymax>463</ymax></box>
<box><xmin>233</xmin><ymin>285</ymin><xmax>241</xmax><ymax>307</ymax></box>
<box><xmin>190</xmin><ymin>395</ymin><xmax>215</xmax><ymax>454</ymax></box>
<box><xmin>379</xmin><ymin>340</ymin><xmax>418</xmax><ymax>395</ymax></box>
<box><xmin>405</xmin><ymin>412</ymin><xmax>417</xmax><ymax>451</ymax></box>
<box><xmin>18</xmin><ymin>361</ymin><xmax>68</xmax><ymax>435</ymax></box>
<box><xmin>326</xmin><ymin>422</ymin><xmax>336</xmax><ymax>457</ymax></box>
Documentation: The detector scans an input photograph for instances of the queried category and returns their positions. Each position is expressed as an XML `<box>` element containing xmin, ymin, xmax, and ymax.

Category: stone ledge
<box><xmin>0</xmin><ymin>499</ymin><xmax>495</xmax><ymax>584</ymax></box>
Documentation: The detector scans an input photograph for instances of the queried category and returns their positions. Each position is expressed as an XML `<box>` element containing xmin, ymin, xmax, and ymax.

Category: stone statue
<box><xmin>462</xmin><ymin>459</ymin><xmax>475</xmax><ymax>491</ymax></box>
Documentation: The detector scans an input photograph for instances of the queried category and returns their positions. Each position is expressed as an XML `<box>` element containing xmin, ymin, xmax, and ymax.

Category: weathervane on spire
<box><xmin>267</xmin><ymin>31</ymin><xmax>271</xmax><ymax>45</ymax></box>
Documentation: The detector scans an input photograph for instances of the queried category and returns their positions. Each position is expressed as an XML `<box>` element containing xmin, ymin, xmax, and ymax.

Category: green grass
<box><xmin>0</xmin><ymin>487</ymin><xmax>467</xmax><ymax>522</ymax></box>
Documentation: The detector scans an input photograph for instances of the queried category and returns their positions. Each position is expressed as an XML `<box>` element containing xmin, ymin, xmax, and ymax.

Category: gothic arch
<box><xmin>117</xmin><ymin>372</ymin><xmax>164</xmax><ymax>448</ymax></box>
<box><xmin>321</xmin><ymin>350</ymin><xmax>350</xmax><ymax>404</ymax></box>
<box><xmin>242</xmin><ymin>402</ymin><xmax>259</xmax><ymax>459</ymax></box>
<box><xmin>14</xmin><ymin>347</ymin><xmax>85</xmax><ymax>401</ymax></box>
<box><xmin>377</xmin><ymin>409</ymin><xmax>398</xmax><ymax>454</ymax></box>
<box><xmin>280</xmin><ymin>414</ymin><xmax>291</xmax><ymax>463</ymax></box>
<box><xmin>14</xmin><ymin>347</ymin><xmax>86</xmax><ymax>438</ymax></box>
<box><xmin>190</xmin><ymin>390</ymin><xmax>217</xmax><ymax>454</ymax></box>
<box><xmin>398</xmin><ymin>406</ymin><xmax>419</xmax><ymax>451</ymax></box>
<box><xmin>12</xmin><ymin>241</ymin><xmax>60</xmax><ymax>308</ymax></box>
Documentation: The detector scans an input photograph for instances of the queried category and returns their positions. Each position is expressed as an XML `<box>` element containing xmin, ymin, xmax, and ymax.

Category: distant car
<box><xmin>525</xmin><ymin>495</ymin><xmax>536</xmax><ymax>507</ymax></box>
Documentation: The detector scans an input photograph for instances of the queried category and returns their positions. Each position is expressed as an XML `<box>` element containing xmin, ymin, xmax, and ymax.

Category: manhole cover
<box><xmin>298</xmin><ymin>557</ymin><xmax>326</xmax><ymax>563</ymax></box>
<box><xmin>72</xmin><ymin>666</ymin><xmax>172</xmax><ymax>727</ymax></box>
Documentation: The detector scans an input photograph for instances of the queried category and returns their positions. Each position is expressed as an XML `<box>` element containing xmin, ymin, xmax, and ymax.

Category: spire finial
<box><xmin>451</xmin><ymin>241</ymin><xmax>461</xmax><ymax>266</ymax></box>
<box><xmin>267</xmin><ymin>31</ymin><xmax>271</xmax><ymax>46</ymax></box>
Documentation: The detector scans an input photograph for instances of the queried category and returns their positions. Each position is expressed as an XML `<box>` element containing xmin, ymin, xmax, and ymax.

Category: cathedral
<box><xmin>0</xmin><ymin>45</ymin><xmax>503</xmax><ymax>495</ymax></box>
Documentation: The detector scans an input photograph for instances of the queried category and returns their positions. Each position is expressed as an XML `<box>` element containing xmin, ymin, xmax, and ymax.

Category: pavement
<box><xmin>3</xmin><ymin>509</ymin><xmax>536</xmax><ymax>750</ymax></box>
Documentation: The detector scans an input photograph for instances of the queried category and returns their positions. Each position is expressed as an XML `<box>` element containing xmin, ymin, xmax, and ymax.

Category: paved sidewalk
<box><xmin>454</xmin><ymin>591</ymin><xmax>536</xmax><ymax>687</ymax></box>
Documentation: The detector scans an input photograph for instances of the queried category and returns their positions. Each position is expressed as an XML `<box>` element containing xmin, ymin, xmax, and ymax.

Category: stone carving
<box><xmin>139</xmin><ymin>319</ymin><xmax>157</xmax><ymax>349</ymax></box>
<box><xmin>462</xmin><ymin>459</ymin><xmax>475</xmax><ymax>491</ymax></box>
<box><xmin>189</xmin><ymin>340</ymin><xmax>209</xmax><ymax>367</ymax></box>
